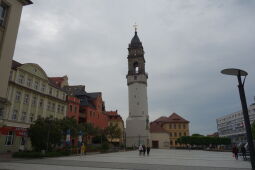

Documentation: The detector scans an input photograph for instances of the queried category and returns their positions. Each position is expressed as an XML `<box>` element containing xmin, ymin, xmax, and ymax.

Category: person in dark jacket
<box><xmin>146</xmin><ymin>145</ymin><xmax>150</xmax><ymax>156</ymax></box>
<box><xmin>232</xmin><ymin>145</ymin><xmax>239</xmax><ymax>160</ymax></box>
<box><xmin>241</xmin><ymin>144</ymin><xmax>247</xmax><ymax>160</ymax></box>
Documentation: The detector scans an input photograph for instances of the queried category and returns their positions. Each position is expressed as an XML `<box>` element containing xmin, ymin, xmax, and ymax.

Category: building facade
<box><xmin>151</xmin><ymin>113</ymin><xmax>190</xmax><ymax>148</ymax></box>
<box><xmin>216</xmin><ymin>104</ymin><xmax>255</xmax><ymax>144</ymax></box>
<box><xmin>0</xmin><ymin>60</ymin><xmax>67</xmax><ymax>153</ymax></box>
<box><xmin>0</xmin><ymin>0</ymin><xmax>32</xmax><ymax>132</ymax></box>
<box><xmin>150</xmin><ymin>122</ymin><xmax>170</xmax><ymax>149</ymax></box>
<box><xmin>66</xmin><ymin>96</ymin><xmax>80</xmax><ymax>122</ymax></box>
<box><xmin>64</xmin><ymin>85</ymin><xmax>108</xmax><ymax>130</ymax></box>
<box><xmin>106</xmin><ymin>110</ymin><xmax>124</xmax><ymax>145</ymax></box>
<box><xmin>126</xmin><ymin>29</ymin><xmax>150</xmax><ymax>147</ymax></box>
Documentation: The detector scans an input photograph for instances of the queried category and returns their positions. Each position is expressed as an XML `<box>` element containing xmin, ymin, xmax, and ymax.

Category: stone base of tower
<box><xmin>125</xmin><ymin>116</ymin><xmax>150</xmax><ymax>148</ymax></box>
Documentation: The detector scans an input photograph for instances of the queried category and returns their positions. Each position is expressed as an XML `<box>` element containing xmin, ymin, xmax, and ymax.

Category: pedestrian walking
<box><xmin>138</xmin><ymin>144</ymin><xmax>143</xmax><ymax>156</ymax></box>
<box><xmin>142</xmin><ymin>145</ymin><xmax>146</xmax><ymax>156</ymax></box>
<box><xmin>232</xmin><ymin>145</ymin><xmax>239</xmax><ymax>160</ymax></box>
<box><xmin>146</xmin><ymin>145</ymin><xmax>150</xmax><ymax>156</ymax></box>
<box><xmin>80</xmin><ymin>143</ymin><xmax>86</xmax><ymax>156</ymax></box>
<box><xmin>241</xmin><ymin>144</ymin><xmax>247</xmax><ymax>160</ymax></box>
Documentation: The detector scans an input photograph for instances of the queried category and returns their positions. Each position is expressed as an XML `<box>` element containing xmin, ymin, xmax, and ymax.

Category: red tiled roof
<box><xmin>168</xmin><ymin>113</ymin><xmax>189</xmax><ymax>123</ymax></box>
<box><xmin>154</xmin><ymin>116</ymin><xmax>168</xmax><ymax>122</ymax></box>
<box><xmin>106</xmin><ymin>111</ymin><xmax>118</xmax><ymax>116</ymax></box>
<box><xmin>49</xmin><ymin>77</ymin><xmax>65</xmax><ymax>88</ymax></box>
<box><xmin>153</xmin><ymin>113</ymin><xmax>189</xmax><ymax>123</ymax></box>
<box><xmin>150</xmin><ymin>122</ymin><xmax>168</xmax><ymax>133</ymax></box>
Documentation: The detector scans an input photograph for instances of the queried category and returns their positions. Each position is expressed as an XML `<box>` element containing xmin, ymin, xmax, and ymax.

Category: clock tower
<box><xmin>126</xmin><ymin>28</ymin><xmax>150</xmax><ymax>147</ymax></box>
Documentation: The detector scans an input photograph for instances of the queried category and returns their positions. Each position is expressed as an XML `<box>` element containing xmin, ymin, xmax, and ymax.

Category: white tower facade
<box><xmin>126</xmin><ymin>30</ymin><xmax>150</xmax><ymax>147</ymax></box>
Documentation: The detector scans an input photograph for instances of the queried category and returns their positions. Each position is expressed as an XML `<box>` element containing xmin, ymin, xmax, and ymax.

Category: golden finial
<box><xmin>133</xmin><ymin>22</ymin><xmax>138</xmax><ymax>32</ymax></box>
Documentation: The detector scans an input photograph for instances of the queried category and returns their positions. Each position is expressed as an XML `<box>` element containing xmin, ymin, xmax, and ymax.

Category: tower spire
<box><xmin>133</xmin><ymin>23</ymin><xmax>138</xmax><ymax>33</ymax></box>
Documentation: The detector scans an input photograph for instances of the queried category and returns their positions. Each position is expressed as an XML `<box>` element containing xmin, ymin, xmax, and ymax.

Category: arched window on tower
<box><xmin>133</xmin><ymin>62</ymin><xmax>139</xmax><ymax>74</ymax></box>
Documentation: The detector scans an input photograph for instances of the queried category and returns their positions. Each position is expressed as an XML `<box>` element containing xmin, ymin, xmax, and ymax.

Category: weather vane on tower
<box><xmin>133</xmin><ymin>22</ymin><xmax>138</xmax><ymax>32</ymax></box>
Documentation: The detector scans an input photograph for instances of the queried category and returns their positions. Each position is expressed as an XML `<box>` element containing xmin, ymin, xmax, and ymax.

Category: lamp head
<box><xmin>221</xmin><ymin>68</ymin><xmax>248</xmax><ymax>76</ymax></box>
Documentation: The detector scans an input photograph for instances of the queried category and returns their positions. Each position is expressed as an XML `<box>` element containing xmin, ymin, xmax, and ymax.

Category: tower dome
<box><xmin>129</xmin><ymin>31</ymin><xmax>143</xmax><ymax>48</ymax></box>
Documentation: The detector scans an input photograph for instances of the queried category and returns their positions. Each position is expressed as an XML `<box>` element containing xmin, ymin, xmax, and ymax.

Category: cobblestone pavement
<box><xmin>0</xmin><ymin>149</ymin><xmax>252</xmax><ymax>170</ymax></box>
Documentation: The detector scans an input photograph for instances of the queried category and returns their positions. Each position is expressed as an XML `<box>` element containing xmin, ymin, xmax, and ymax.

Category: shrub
<box><xmin>100</xmin><ymin>142</ymin><xmax>109</xmax><ymax>152</ymax></box>
<box><xmin>12</xmin><ymin>151</ymin><xmax>43</xmax><ymax>158</ymax></box>
<box><xmin>12</xmin><ymin>150</ymin><xmax>71</xmax><ymax>158</ymax></box>
<box><xmin>86</xmin><ymin>145</ymin><xmax>101</xmax><ymax>152</ymax></box>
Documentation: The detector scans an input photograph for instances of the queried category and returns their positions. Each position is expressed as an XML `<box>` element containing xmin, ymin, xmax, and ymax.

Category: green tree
<box><xmin>29</xmin><ymin>117</ymin><xmax>62</xmax><ymax>151</ymax></box>
<box><xmin>104</xmin><ymin>124</ymin><xmax>121</xmax><ymax>143</ymax></box>
<box><xmin>252</xmin><ymin>121</ymin><xmax>255</xmax><ymax>140</ymax></box>
<box><xmin>58</xmin><ymin>117</ymin><xmax>79</xmax><ymax>139</ymax></box>
<box><xmin>78</xmin><ymin>123</ymin><xmax>98</xmax><ymax>144</ymax></box>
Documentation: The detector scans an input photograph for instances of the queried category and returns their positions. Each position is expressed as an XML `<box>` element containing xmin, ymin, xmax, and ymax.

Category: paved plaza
<box><xmin>0</xmin><ymin>149</ymin><xmax>252</xmax><ymax>170</ymax></box>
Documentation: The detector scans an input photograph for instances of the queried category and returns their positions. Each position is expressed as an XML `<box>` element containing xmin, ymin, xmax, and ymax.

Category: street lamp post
<box><xmin>221</xmin><ymin>68</ymin><xmax>255</xmax><ymax>170</ymax></box>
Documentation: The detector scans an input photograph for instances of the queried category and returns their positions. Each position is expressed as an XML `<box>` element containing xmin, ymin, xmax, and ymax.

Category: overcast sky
<box><xmin>14</xmin><ymin>0</ymin><xmax>255</xmax><ymax>135</ymax></box>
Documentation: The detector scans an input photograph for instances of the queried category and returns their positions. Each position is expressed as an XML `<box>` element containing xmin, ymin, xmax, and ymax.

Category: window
<box><xmin>174</xmin><ymin>124</ymin><xmax>176</xmax><ymax>129</ymax></box>
<box><xmin>183</xmin><ymin>124</ymin><xmax>186</xmax><ymax>129</ymax></box>
<box><xmin>57</xmin><ymin>104</ymin><xmax>61</xmax><ymax>113</ymax></box>
<box><xmin>41</xmin><ymin>84</ymin><xmax>46</xmax><ymax>92</ymax></box>
<box><xmin>184</xmin><ymin>132</ymin><xmax>186</xmax><ymax>136</ymax></box>
<box><xmin>49</xmin><ymin>88</ymin><xmax>52</xmax><ymax>95</ymax></box>
<box><xmin>0</xmin><ymin>3</ymin><xmax>8</xmax><ymax>27</ymax></box>
<box><xmin>5</xmin><ymin>131</ymin><xmax>14</xmax><ymax>145</ymax></box>
<box><xmin>27</xmin><ymin>78</ymin><xmax>32</xmax><ymax>87</ymax></box>
<box><xmin>174</xmin><ymin>132</ymin><xmax>177</xmax><ymax>137</ymax></box>
<box><xmin>170</xmin><ymin>140</ymin><xmax>173</xmax><ymax>145</ymax></box>
<box><xmin>30</xmin><ymin>113</ymin><xmax>34</xmax><ymax>122</ymax></box>
<box><xmin>9</xmin><ymin>71</ymin><xmax>13</xmax><ymax>81</ymax></box>
<box><xmin>34</xmin><ymin>81</ymin><xmax>39</xmax><ymax>90</ymax></box>
<box><xmin>61</xmin><ymin>106</ymin><xmax>64</xmax><ymax>113</ymax></box>
<box><xmin>133</xmin><ymin>62</ymin><xmax>139</xmax><ymax>74</ymax></box>
<box><xmin>62</xmin><ymin>93</ymin><xmax>65</xmax><ymax>100</ymax></box>
<box><xmin>179</xmin><ymin>124</ymin><xmax>181</xmax><ymax>129</ymax></box>
<box><xmin>74</xmin><ymin>106</ymin><xmax>77</xmax><ymax>113</ymax></box>
<box><xmin>12</xmin><ymin>110</ymin><xmax>18</xmax><ymax>120</ymax></box>
<box><xmin>56</xmin><ymin>90</ymin><xmax>59</xmax><ymax>98</ymax></box>
<box><xmin>20</xmin><ymin>137</ymin><xmax>26</xmax><ymax>145</ymax></box>
<box><xmin>39</xmin><ymin>99</ymin><xmax>44</xmax><ymax>107</ymax></box>
<box><xmin>21</xmin><ymin>112</ymin><xmax>27</xmax><ymax>122</ymax></box>
<box><xmin>32</xmin><ymin>96</ymin><xmax>37</xmax><ymax>106</ymax></box>
<box><xmin>18</xmin><ymin>74</ymin><xmax>24</xmax><ymax>84</ymax></box>
<box><xmin>47</xmin><ymin>101</ymin><xmax>51</xmax><ymax>111</ymax></box>
<box><xmin>0</xmin><ymin>107</ymin><xmax>4</xmax><ymax>118</ymax></box>
<box><xmin>23</xmin><ymin>94</ymin><xmax>29</xmax><ymax>104</ymax></box>
<box><xmin>169</xmin><ymin>132</ymin><xmax>172</xmax><ymax>137</ymax></box>
<box><xmin>69</xmin><ymin>105</ymin><xmax>72</xmax><ymax>112</ymax></box>
<box><xmin>169</xmin><ymin>124</ymin><xmax>171</xmax><ymax>129</ymax></box>
<box><xmin>15</xmin><ymin>91</ymin><xmax>21</xmax><ymax>101</ymax></box>
<box><xmin>179</xmin><ymin>132</ymin><xmax>182</xmax><ymax>137</ymax></box>
<box><xmin>52</xmin><ymin>103</ymin><xmax>55</xmax><ymax>112</ymax></box>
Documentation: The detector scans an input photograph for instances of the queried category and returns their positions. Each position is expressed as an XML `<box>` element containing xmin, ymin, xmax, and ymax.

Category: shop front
<box><xmin>0</xmin><ymin>126</ymin><xmax>31</xmax><ymax>153</ymax></box>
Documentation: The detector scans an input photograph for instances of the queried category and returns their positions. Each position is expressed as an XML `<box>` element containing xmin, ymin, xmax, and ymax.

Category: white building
<box><xmin>125</xmin><ymin>29</ymin><xmax>150</xmax><ymax>147</ymax></box>
<box><xmin>216</xmin><ymin>103</ymin><xmax>255</xmax><ymax>144</ymax></box>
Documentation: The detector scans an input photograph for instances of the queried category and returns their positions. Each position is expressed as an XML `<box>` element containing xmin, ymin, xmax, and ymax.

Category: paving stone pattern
<box><xmin>0</xmin><ymin>149</ymin><xmax>252</xmax><ymax>170</ymax></box>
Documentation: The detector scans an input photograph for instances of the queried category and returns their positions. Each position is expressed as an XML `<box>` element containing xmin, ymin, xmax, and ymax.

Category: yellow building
<box><xmin>106</xmin><ymin>110</ymin><xmax>124</xmax><ymax>145</ymax></box>
<box><xmin>150</xmin><ymin>113</ymin><xmax>190</xmax><ymax>148</ymax></box>
<box><xmin>0</xmin><ymin>60</ymin><xmax>67</xmax><ymax>153</ymax></box>
<box><xmin>0</xmin><ymin>0</ymin><xmax>32</xmax><ymax>126</ymax></box>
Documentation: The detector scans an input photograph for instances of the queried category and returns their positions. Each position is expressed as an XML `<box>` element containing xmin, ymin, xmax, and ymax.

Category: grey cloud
<box><xmin>14</xmin><ymin>0</ymin><xmax>255</xmax><ymax>135</ymax></box>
